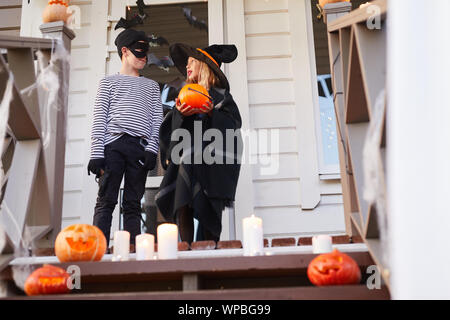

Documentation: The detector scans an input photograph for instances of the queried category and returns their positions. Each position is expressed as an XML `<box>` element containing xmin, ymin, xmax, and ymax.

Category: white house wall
<box><xmin>0</xmin><ymin>0</ymin><xmax>22</xmax><ymax>36</ymax></box>
<box><xmin>242</xmin><ymin>0</ymin><xmax>345</xmax><ymax>238</ymax></box>
<box><xmin>63</xmin><ymin>0</ymin><xmax>96</xmax><ymax>229</ymax></box>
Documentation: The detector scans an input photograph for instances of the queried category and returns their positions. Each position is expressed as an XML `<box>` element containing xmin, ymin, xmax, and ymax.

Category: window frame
<box><xmin>305</xmin><ymin>0</ymin><xmax>341</xmax><ymax>178</ymax></box>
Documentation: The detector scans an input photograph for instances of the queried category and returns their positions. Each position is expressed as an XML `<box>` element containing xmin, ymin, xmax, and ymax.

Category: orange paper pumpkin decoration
<box><xmin>307</xmin><ymin>249</ymin><xmax>361</xmax><ymax>286</ymax></box>
<box><xmin>24</xmin><ymin>264</ymin><xmax>70</xmax><ymax>296</ymax></box>
<box><xmin>178</xmin><ymin>84</ymin><xmax>212</xmax><ymax>114</ymax></box>
<box><xmin>42</xmin><ymin>0</ymin><xmax>72</xmax><ymax>24</ymax></box>
<box><xmin>55</xmin><ymin>224</ymin><xmax>107</xmax><ymax>262</ymax></box>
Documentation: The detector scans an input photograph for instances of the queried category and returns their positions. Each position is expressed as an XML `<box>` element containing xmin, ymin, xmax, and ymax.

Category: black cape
<box><xmin>155</xmin><ymin>88</ymin><xmax>242</xmax><ymax>239</ymax></box>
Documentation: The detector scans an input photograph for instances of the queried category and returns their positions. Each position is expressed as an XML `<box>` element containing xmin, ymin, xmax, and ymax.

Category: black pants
<box><xmin>93</xmin><ymin>134</ymin><xmax>148</xmax><ymax>246</ymax></box>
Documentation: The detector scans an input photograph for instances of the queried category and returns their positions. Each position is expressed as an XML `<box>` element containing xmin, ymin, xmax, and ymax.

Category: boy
<box><xmin>87</xmin><ymin>28</ymin><xmax>163</xmax><ymax>248</ymax></box>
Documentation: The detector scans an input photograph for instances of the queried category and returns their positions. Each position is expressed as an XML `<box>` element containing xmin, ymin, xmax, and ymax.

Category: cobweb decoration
<box><xmin>1</xmin><ymin>39</ymin><xmax>71</xmax><ymax>291</ymax></box>
<box><xmin>363</xmin><ymin>89</ymin><xmax>389</xmax><ymax>266</ymax></box>
<box><xmin>21</xmin><ymin>39</ymin><xmax>71</xmax><ymax>150</ymax></box>
<box><xmin>0</xmin><ymin>71</ymin><xmax>14</xmax><ymax>201</ymax></box>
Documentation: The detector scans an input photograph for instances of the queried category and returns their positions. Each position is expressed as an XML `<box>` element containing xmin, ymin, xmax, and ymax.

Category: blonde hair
<box><xmin>187</xmin><ymin>60</ymin><xmax>221</xmax><ymax>90</ymax></box>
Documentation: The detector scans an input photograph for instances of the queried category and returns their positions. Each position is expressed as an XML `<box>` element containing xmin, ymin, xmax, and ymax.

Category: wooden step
<box><xmin>0</xmin><ymin>251</ymin><xmax>389</xmax><ymax>299</ymax></box>
<box><xmin>2</xmin><ymin>285</ymin><xmax>390</xmax><ymax>300</ymax></box>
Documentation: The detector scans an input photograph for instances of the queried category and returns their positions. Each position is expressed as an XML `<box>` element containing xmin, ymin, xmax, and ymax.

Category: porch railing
<box><xmin>323</xmin><ymin>0</ymin><xmax>389</xmax><ymax>288</ymax></box>
<box><xmin>0</xmin><ymin>22</ymin><xmax>75</xmax><ymax>271</ymax></box>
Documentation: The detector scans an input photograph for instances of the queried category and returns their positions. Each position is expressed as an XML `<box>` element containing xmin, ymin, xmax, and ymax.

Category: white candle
<box><xmin>242</xmin><ymin>214</ymin><xmax>264</xmax><ymax>256</ymax></box>
<box><xmin>157</xmin><ymin>223</ymin><xmax>178</xmax><ymax>260</ymax></box>
<box><xmin>113</xmin><ymin>230</ymin><xmax>130</xmax><ymax>261</ymax></box>
<box><xmin>136</xmin><ymin>233</ymin><xmax>154</xmax><ymax>261</ymax></box>
<box><xmin>312</xmin><ymin>235</ymin><xmax>333</xmax><ymax>254</ymax></box>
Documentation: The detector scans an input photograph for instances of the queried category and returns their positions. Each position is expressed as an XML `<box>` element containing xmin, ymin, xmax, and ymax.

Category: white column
<box><xmin>387</xmin><ymin>0</ymin><xmax>450</xmax><ymax>299</ymax></box>
<box><xmin>225</xmin><ymin>0</ymin><xmax>255</xmax><ymax>241</ymax></box>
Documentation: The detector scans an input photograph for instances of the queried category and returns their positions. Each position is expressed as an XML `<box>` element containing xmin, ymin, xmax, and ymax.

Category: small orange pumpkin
<box><xmin>55</xmin><ymin>224</ymin><xmax>107</xmax><ymax>262</ymax></box>
<box><xmin>42</xmin><ymin>0</ymin><xmax>72</xmax><ymax>24</ymax></box>
<box><xmin>307</xmin><ymin>249</ymin><xmax>361</xmax><ymax>286</ymax></box>
<box><xmin>318</xmin><ymin>0</ymin><xmax>350</xmax><ymax>8</ymax></box>
<box><xmin>24</xmin><ymin>264</ymin><xmax>70</xmax><ymax>296</ymax></box>
<box><xmin>178</xmin><ymin>83</ymin><xmax>212</xmax><ymax>114</ymax></box>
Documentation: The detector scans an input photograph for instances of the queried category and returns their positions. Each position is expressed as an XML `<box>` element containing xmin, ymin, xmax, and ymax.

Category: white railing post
<box><xmin>388</xmin><ymin>0</ymin><xmax>450</xmax><ymax>299</ymax></box>
<box><xmin>38</xmin><ymin>22</ymin><xmax>75</xmax><ymax>244</ymax></box>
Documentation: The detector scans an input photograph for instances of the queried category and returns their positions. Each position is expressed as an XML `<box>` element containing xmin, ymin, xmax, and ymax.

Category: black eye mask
<box><xmin>129</xmin><ymin>41</ymin><xmax>149</xmax><ymax>58</ymax></box>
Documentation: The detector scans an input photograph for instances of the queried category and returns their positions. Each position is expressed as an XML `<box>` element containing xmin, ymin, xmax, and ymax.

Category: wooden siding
<box><xmin>61</xmin><ymin>0</ymin><xmax>95</xmax><ymax>229</ymax></box>
<box><xmin>244</xmin><ymin>0</ymin><xmax>345</xmax><ymax>238</ymax></box>
<box><xmin>0</xmin><ymin>0</ymin><xmax>22</xmax><ymax>36</ymax></box>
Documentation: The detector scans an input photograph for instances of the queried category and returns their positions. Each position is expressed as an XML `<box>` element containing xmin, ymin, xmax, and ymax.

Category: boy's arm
<box><xmin>90</xmin><ymin>78</ymin><xmax>111</xmax><ymax>159</ymax></box>
<box><xmin>146</xmin><ymin>82</ymin><xmax>164</xmax><ymax>154</ymax></box>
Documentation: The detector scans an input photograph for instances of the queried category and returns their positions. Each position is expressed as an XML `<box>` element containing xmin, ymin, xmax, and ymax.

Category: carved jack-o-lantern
<box><xmin>55</xmin><ymin>224</ymin><xmax>107</xmax><ymax>262</ymax></box>
<box><xmin>24</xmin><ymin>264</ymin><xmax>70</xmax><ymax>296</ymax></box>
<box><xmin>178</xmin><ymin>84</ymin><xmax>212</xmax><ymax>114</ymax></box>
<box><xmin>42</xmin><ymin>0</ymin><xmax>72</xmax><ymax>24</ymax></box>
<box><xmin>307</xmin><ymin>249</ymin><xmax>361</xmax><ymax>286</ymax></box>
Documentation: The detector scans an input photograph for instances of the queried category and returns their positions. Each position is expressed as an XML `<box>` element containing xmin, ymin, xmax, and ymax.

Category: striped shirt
<box><xmin>90</xmin><ymin>74</ymin><xmax>163</xmax><ymax>159</ymax></box>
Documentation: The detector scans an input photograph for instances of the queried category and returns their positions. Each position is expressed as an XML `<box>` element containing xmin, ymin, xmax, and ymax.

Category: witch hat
<box><xmin>170</xmin><ymin>43</ymin><xmax>238</xmax><ymax>90</ymax></box>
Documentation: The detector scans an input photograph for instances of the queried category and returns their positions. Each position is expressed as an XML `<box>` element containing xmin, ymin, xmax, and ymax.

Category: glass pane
<box><xmin>318</xmin><ymin>77</ymin><xmax>339</xmax><ymax>166</ymax></box>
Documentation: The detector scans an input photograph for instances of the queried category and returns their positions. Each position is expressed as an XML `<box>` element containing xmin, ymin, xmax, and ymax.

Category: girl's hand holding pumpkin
<box><xmin>176</xmin><ymin>97</ymin><xmax>196</xmax><ymax>117</ymax></box>
<box><xmin>201</xmin><ymin>100</ymin><xmax>214</xmax><ymax>116</ymax></box>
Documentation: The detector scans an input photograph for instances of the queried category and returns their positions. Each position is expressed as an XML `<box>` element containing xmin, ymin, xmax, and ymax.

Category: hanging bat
<box><xmin>115</xmin><ymin>0</ymin><xmax>148</xmax><ymax>30</ymax></box>
<box><xmin>148</xmin><ymin>34</ymin><xmax>169</xmax><ymax>47</ymax></box>
<box><xmin>115</xmin><ymin>16</ymin><xmax>143</xmax><ymax>30</ymax></box>
<box><xmin>136</xmin><ymin>0</ymin><xmax>147</xmax><ymax>19</ymax></box>
<box><xmin>147</xmin><ymin>53</ymin><xmax>174</xmax><ymax>72</ymax></box>
<box><xmin>182</xmin><ymin>7</ymin><xmax>208</xmax><ymax>31</ymax></box>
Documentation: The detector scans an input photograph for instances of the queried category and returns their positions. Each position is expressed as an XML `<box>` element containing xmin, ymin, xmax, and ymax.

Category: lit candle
<box><xmin>113</xmin><ymin>230</ymin><xmax>130</xmax><ymax>261</ymax></box>
<box><xmin>312</xmin><ymin>235</ymin><xmax>333</xmax><ymax>254</ymax></box>
<box><xmin>136</xmin><ymin>233</ymin><xmax>154</xmax><ymax>261</ymax></box>
<box><xmin>157</xmin><ymin>223</ymin><xmax>178</xmax><ymax>260</ymax></box>
<box><xmin>242</xmin><ymin>215</ymin><xmax>264</xmax><ymax>256</ymax></box>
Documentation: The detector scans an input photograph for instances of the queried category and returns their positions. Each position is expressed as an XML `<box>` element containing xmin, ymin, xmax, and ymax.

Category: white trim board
<box><xmin>9</xmin><ymin>243</ymin><xmax>368</xmax><ymax>265</ymax></box>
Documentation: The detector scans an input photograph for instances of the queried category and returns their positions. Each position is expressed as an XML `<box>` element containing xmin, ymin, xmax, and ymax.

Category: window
<box><xmin>309</xmin><ymin>0</ymin><xmax>370</xmax><ymax>176</ymax></box>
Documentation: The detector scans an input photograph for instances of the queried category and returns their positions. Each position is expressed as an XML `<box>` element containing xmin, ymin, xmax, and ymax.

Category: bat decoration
<box><xmin>136</xmin><ymin>0</ymin><xmax>147</xmax><ymax>19</ymax></box>
<box><xmin>182</xmin><ymin>7</ymin><xmax>208</xmax><ymax>32</ymax></box>
<box><xmin>147</xmin><ymin>53</ymin><xmax>174</xmax><ymax>72</ymax></box>
<box><xmin>115</xmin><ymin>16</ymin><xmax>143</xmax><ymax>30</ymax></box>
<box><xmin>148</xmin><ymin>34</ymin><xmax>169</xmax><ymax>47</ymax></box>
<box><xmin>161</xmin><ymin>77</ymin><xmax>185</xmax><ymax>111</ymax></box>
<box><xmin>115</xmin><ymin>0</ymin><xmax>148</xmax><ymax>30</ymax></box>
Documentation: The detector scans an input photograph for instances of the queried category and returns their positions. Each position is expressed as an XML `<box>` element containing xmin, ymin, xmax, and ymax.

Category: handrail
<box><xmin>0</xmin><ymin>23</ymin><xmax>75</xmax><ymax>273</ymax></box>
<box><xmin>328</xmin><ymin>0</ymin><xmax>387</xmax><ymax>33</ymax></box>
<box><xmin>0</xmin><ymin>35</ymin><xmax>54</xmax><ymax>49</ymax></box>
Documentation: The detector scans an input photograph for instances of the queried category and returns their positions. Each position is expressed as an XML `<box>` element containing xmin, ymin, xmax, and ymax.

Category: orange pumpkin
<box><xmin>178</xmin><ymin>84</ymin><xmax>212</xmax><ymax>114</ymax></box>
<box><xmin>307</xmin><ymin>249</ymin><xmax>361</xmax><ymax>286</ymax></box>
<box><xmin>24</xmin><ymin>264</ymin><xmax>70</xmax><ymax>296</ymax></box>
<box><xmin>318</xmin><ymin>0</ymin><xmax>350</xmax><ymax>8</ymax></box>
<box><xmin>55</xmin><ymin>224</ymin><xmax>107</xmax><ymax>262</ymax></box>
<box><xmin>42</xmin><ymin>0</ymin><xmax>72</xmax><ymax>24</ymax></box>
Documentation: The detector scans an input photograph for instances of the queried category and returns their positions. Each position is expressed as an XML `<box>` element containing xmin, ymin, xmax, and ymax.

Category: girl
<box><xmin>155</xmin><ymin>43</ymin><xmax>242</xmax><ymax>244</ymax></box>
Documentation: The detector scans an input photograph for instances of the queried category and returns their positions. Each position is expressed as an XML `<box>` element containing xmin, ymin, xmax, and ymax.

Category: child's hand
<box><xmin>176</xmin><ymin>98</ymin><xmax>196</xmax><ymax>116</ymax></box>
<box><xmin>200</xmin><ymin>100</ymin><xmax>214</xmax><ymax>116</ymax></box>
